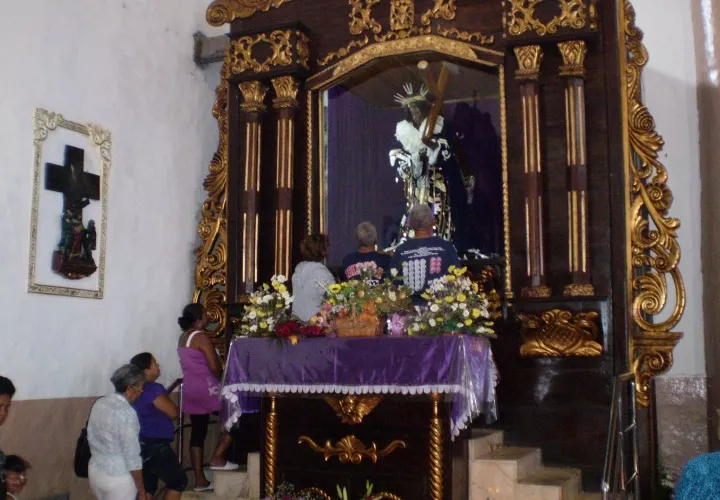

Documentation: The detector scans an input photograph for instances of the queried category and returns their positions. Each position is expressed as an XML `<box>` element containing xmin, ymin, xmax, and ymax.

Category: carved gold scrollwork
<box><xmin>420</xmin><ymin>0</ymin><xmax>456</xmax><ymax>26</ymax></box>
<box><xmin>297</xmin><ymin>435</ymin><xmax>406</xmax><ymax>464</ymax></box>
<box><xmin>324</xmin><ymin>395</ymin><xmax>383</xmax><ymax>425</ymax></box>
<box><xmin>518</xmin><ymin>309</ymin><xmax>602</xmax><ymax>357</ymax></box>
<box><xmin>320</xmin><ymin>0</ymin><xmax>492</xmax><ymax>66</ymax></box>
<box><xmin>621</xmin><ymin>0</ymin><xmax>685</xmax><ymax>406</ymax></box>
<box><xmin>229</xmin><ymin>30</ymin><xmax>294</xmax><ymax>75</ymax></box>
<box><xmin>506</xmin><ymin>0</ymin><xmax>592</xmax><ymax>37</ymax></box>
<box><xmin>350</xmin><ymin>0</ymin><xmax>382</xmax><ymax>35</ymax></box>
<box><xmin>206</xmin><ymin>0</ymin><xmax>293</xmax><ymax>25</ymax></box>
<box><xmin>436</xmin><ymin>26</ymin><xmax>494</xmax><ymax>45</ymax></box>
<box><xmin>193</xmin><ymin>48</ymin><xmax>230</xmax><ymax>336</ymax></box>
<box><xmin>390</xmin><ymin>0</ymin><xmax>415</xmax><ymax>31</ymax></box>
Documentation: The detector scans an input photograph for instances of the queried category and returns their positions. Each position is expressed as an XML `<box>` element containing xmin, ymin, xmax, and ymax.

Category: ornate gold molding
<box><xmin>564</xmin><ymin>283</ymin><xmax>595</xmax><ymax>296</ymax></box>
<box><xmin>620</xmin><ymin>0</ymin><xmax>685</xmax><ymax>406</ymax></box>
<box><xmin>506</xmin><ymin>0</ymin><xmax>595</xmax><ymax>37</ymax></box>
<box><xmin>558</xmin><ymin>39</ymin><xmax>587</xmax><ymax>77</ymax></box>
<box><xmin>229</xmin><ymin>29</ymin><xmax>308</xmax><ymax>75</ymax></box>
<box><xmin>518</xmin><ymin>309</ymin><xmax>602</xmax><ymax>357</ymax></box>
<box><xmin>206</xmin><ymin>0</ymin><xmax>294</xmax><ymax>26</ymax></box>
<box><xmin>297</xmin><ymin>435</ymin><xmax>406</xmax><ymax>464</ymax></box>
<box><xmin>514</xmin><ymin>44</ymin><xmax>543</xmax><ymax>80</ymax></box>
<box><xmin>193</xmin><ymin>49</ymin><xmax>230</xmax><ymax>334</ymax></box>
<box><xmin>324</xmin><ymin>395</ymin><xmax>383</xmax><ymax>425</ymax></box>
<box><xmin>350</xmin><ymin>0</ymin><xmax>383</xmax><ymax>36</ymax></box>
<box><xmin>309</xmin><ymin>35</ymin><xmax>502</xmax><ymax>90</ymax></box>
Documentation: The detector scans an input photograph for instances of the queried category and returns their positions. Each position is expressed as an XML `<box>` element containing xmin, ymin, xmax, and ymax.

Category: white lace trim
<box><xmin>221</xmin><ymin>382</ymin><xmax>491</xmax><ymax>440</ymax></box>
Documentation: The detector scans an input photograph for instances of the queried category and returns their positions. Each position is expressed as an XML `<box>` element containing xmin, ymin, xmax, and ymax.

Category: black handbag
<box><xmin>74</xmin><ymin>399</ymin><xmax>100</xmax><ymax>478</ymax></box>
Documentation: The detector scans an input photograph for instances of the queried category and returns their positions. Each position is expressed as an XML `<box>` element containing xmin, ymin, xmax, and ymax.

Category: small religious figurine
<box><xmin>389</xmin><ymin>83</ymin><xmax>468</xmax><ymax>252</ymax></box>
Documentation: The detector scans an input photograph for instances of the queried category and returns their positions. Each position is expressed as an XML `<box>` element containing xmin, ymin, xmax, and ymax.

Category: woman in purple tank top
<box><xmin>177</xmin><ymin>304</ymin><xmax>237</xmax><ymax>491</ymax></box>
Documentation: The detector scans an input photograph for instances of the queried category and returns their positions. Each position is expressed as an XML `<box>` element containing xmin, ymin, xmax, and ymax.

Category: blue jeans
<box><xmin>140</xmin><ymin>440</ymin><xmax>187</xmax><ymax>493</ymax></box>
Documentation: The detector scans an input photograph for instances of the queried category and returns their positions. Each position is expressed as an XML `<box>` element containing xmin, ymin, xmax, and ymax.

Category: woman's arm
<box><xmin>194</xmin><ymin>332</ymin><xmax>221</xmax><ymax>378</ymax></box>
<box><xmin>152</xmin><ymin>394</ymin><xmax>179</xmax><ymax>420</ymax></box>
<box><xmin>120</xmin><ymin>411</ymin><xmax>145</xmax><ymax>496</ymax></box>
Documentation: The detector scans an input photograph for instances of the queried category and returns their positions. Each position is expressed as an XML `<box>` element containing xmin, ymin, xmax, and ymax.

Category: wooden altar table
<box><xmin>221</xmin><ymin>336</ymin><xmax>497</xmax><ymax>500</ymax></box>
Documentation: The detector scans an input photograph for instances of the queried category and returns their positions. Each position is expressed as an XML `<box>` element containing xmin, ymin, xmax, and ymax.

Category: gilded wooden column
<box><xmin>271</xmin><ymin>76</ymin><xmax>300</xmax><ymax>278</ymax></box>
<box><xmin>264</xmin><ymin>396</ymin><xmax>278</xmax><ymax>497</ymax></box>
<box><xmin>558</xmin><ymin>41</ymin><xmax>594</xmax><ymax>297</ymax></box>
<box><xmin>238</xmin><ymin>81</ymin><xmax>268</xmax><ymax>293</ymax></box>
<box><xmin>428</xmin><ymin>393</ymin><xmax>443</xmax><ymax>500</ymax></box>
<box><xmin>514</xmin><ymin>45</ymin><xmax>551</xmax><ymax>298</ymax></box>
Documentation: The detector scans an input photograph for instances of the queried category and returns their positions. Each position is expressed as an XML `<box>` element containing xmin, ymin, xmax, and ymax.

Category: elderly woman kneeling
<box><xmin>88</xmin><ymin>364</ymin><xmax>146</xmax><ymax>499</ymax></box>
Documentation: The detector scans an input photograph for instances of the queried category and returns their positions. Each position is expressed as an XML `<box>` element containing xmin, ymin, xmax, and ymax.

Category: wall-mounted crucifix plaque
<box><xmin>28</xmin><ymin>109</ymin><xmax>112</xmax><ymax>299</ymax></box>
<box><xmin>45</xmin><ymin>145</ymin><xmax>100</xmax><ymax>279</ymax></box>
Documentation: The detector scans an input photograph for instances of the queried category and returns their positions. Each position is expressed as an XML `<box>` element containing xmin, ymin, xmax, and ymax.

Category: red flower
<box><xmin>300</xmin><ymin>325</ymin><xmax>326</xmax><ymax>338</ymax></box>
<box><xmin>275</xmin><ymin>321</ymin><xmax>301</xmax><ymax>338</ymax></box>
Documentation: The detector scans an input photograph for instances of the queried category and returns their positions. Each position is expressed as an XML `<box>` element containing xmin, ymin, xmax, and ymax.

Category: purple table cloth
<box><xmin>221</xmin><ymin>336</ymin><xmax>498</xmax><ymax>440</ymax></box>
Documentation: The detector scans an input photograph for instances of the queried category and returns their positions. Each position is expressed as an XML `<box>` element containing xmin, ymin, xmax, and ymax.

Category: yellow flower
<box><xmin>275</xmin><ymin>303</ymin><xmax>283</xmax><ymax>309</ymax></box>
<box><xmin>472</xmin><ymin>309</ymin><xmax>481</xmax><ymax>319</ymax></box>
<box><xmin>358</xmin><ymin>290</ymin><xmax>365</xmax><ymax>298</ymax></box>
<box><xmin>376</xmin><ymin>297</ymin><xmax>383</xmax><ymax>303</ymax></box>
<box><xmin>448</xmin><ymin>265</ymin><xmax>456</xmax><ymax>272</ymax></box>
<box><xmin>263</xmin><ymin>283</ymin><xmax>270</xmax><ymax>290</ymax></box>
<box><xmin>260</xmin><ymin>321</ymin><xmax>268</xmax><ymax>329</ymax></box>
<box><xmin>276</xmin><ymin>284</ymin><xmax>287</xmax><ymax>293</ymax></box>
<box><xmin>421</xmin><ymin>293</ymin><xmax>430</xmax><ymax>300</ymax></box>
<box><xmin>464</xmin><ymin>319</ymin><xmax>472</xmax><ymax>326</ymax></box>
<box><xmin>420</xmin><ymin>324</ymin><xmax>427</xmax><ymax>330</ymax></box>
<box><xmin>445</xmin><ymin>296</ymin><xmax>454</xmax><ymax>303</ymax></box>
<box><xmin>472</xmin><ymin>282</ymin><xmax>479</xmax><ymax>292</ymax></box>
<box><xmin>329</xmin><ymin>298</ymin><xmax>336</xmax><ymax>305</ymax></box>
<box><xmin>446</xmin><ymin>275</ymin><xmax>456</xmax><ymax>282</ymax></box>
<box><xmin>453</xmin><ymin>266</ymin><xmax>467</xmax><ymax>276</ymax></box>
<box><xmin>257</xmin><ymin>311</ymin><xmax>265</xmax><ymax>318</ymax></box>
<box><xmin>457</xmin><ymin>294</ymin><xmax>467</xmax><ymax>302</ymax></box>
<box><xmin>329</xmin><ymin>284</ymin><xmax>342</xmax><ymax>293</ymax></box>
<box><xmin>289</xmin><ymin>335</ymin><xmax>299</xmax><ymax>345</ymax></box>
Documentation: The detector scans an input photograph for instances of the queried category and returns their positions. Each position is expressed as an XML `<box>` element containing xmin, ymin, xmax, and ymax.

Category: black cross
<box><xmin>45</xmin><ymin>145</ymin><xmax>100</xmax><ymax>211</ymax></box>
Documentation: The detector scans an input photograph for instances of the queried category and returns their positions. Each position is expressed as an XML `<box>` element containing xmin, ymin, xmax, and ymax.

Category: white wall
<box><xmin>632</xmin><ymin>0</ymin><xmax>705</xmax><ymax>375</ymax></box>
<box><xmin>0</xmin><ymin>0</ymin><xmax>225</xmax><ymax>399</ymax></box>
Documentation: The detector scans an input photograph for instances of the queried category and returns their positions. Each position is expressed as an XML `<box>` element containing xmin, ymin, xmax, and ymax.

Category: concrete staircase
<box><xmin>183</xmin><ymin>431</ymin><xmax>601</xmax><ymax>500</ymax></box>
<box><xmin>469</xmin><ymin>429</ymin><xmax>601</xmax><ymax>500</ymax></box>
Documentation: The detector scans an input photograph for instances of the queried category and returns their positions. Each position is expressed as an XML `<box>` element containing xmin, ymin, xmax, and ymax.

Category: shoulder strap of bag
<box><xmin>84</xmin><ymin>397</ymin><xmax>103</xmax><ymax>428</ymax></box>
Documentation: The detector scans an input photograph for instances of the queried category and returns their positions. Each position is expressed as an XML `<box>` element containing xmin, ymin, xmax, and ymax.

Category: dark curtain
<box><xmin>327</xmin><ymin>87</ymin><xmax>406</xmax><ymax>265</ymax></box>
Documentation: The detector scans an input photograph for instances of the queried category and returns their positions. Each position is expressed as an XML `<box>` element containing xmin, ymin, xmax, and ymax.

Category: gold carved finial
<box><xmin>297</xmin><ymin>435</ymin><xmax>406</xmax><ymax>464</ymax></box>
<box><xmin>206</xmin><ymin>0</ymin><xmax>293</xmax><ymax>26</ymax></box>
<box><xmin>558</xmin><ymin>40</ymin><xmax>587</xmax><ymax>77</ymax></box>
<box><xmin>229</xmin><ymin>30</ymin><xmax>294</xmax><ymax>75</ymax></box>
<box><xmin>518</xmin><ymin>309</ymin><xmax>602</xmax><ymax>357</ymax></box>
<box><xmin>514</xmin><ymin>45</ymin><xmax>543</xmax><ymax>80</ymax></box>
<box><xmin>239</xmin><ymin>81</ymin><xmax>268</xmax><ymax>113</ymax></box>
<box><xmin>271</xmin><ymin>76</ymin><xmax>300</xmax><ymax>109</ymax></box>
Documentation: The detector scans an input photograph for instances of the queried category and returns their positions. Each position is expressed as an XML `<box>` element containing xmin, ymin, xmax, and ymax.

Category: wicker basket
<box><xmin>334</xmin><ymin>313</ymin><xmax>383</xmax><ymax>338</ymax></box>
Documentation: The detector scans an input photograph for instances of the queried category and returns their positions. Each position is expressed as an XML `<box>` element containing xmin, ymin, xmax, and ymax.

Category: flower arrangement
<box><xmin>408</xmin><ymin>265</ymin><xmax>494</xmax><ymax>337</ymax></box>
<box><xmin>261</xmin><ymin>481</ymin><xmax>376</xmax><ymax>500</ymax></box>
<box><xmin>321</xmin><ymin>263</ymin><xmax>412</xmax><ymax>321</ymax></box>
<box><xmin>237</xmin><ymin>275</ymin><xmax>295</xmax><ymax>338</ymax></box>
<box><xmin>236</xmin><ymin>275</ymin><xmax>328</xmax><ymax>340</ymax></box>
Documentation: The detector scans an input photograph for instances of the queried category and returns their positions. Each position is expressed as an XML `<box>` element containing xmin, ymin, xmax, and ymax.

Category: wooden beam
<box><xmin>193</xmin><ymin>32</ymin><xmax>229</xmax><ymax>66</ymax></box>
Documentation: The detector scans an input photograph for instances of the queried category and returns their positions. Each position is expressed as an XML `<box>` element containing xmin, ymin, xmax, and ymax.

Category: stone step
<box><xmin>470</xmin><ymin>446</ymin><xmax>543</xmax><ymax>499</ymax></box>
<box><xmin>516</xmin><ymin>467</ymin><xmax>582</xmax><ymax>500</ymax></box>
<box><xmin>469</xmin><ymin>428</ymin><xmax>505</xmax><ymax>458</ymax></box>
<box><xmin>214</xmin><ymin>453</ymin><xmax>261</xmax><ymax>498</ymax></box>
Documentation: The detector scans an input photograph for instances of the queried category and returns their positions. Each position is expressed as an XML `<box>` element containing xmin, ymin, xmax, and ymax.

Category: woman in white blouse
<box><xmin>87</xmin><ymin>364</ymin><xmax>146</xmax><ymax>499</ymax></box>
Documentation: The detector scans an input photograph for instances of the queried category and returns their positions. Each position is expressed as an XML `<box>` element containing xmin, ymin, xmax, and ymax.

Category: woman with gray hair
<box><xmin>342</xmin><ymin>221</ymin><xmax>392</xmax><ymax>283</ymax></box>
<box><xmin>87</xmin><ymin>364</ymin><xmax>146</xmax><ymax>499</ymax></box>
